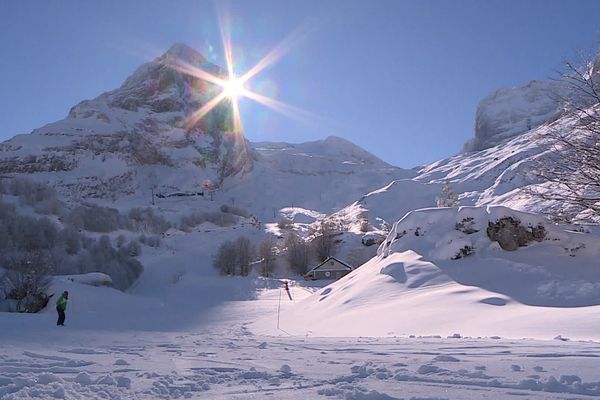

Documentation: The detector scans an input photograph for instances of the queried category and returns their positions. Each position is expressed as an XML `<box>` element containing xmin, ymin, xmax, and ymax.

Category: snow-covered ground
<box><xmin>2</xmin><ymin>279</ymin><xmax>600</xmax><ymax>400</ymax></box>
<box><xmin>2</xmin><ymin>205</ymin><xmax>600</xmax><ymax>399</ymax></box>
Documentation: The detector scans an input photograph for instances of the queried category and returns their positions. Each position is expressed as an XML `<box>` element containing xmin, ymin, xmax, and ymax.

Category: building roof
<box><xmin>308</xmin><ymin>256</ymin><xmax>353</xmax><ymax>273</ymax></box>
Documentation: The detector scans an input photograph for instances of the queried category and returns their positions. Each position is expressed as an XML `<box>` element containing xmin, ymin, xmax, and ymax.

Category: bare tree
<box><xmin>236</xmin><ymin>236</ymin><xmax>253</xmax><ymax>276</ymax></box>
<box><xmin>312</xmin><ymin>221</ymin><xmax>338</xmax><ymax>262</ymax></box>
<box><xmin>347</xmin><ymin>247</ymin><xmax>375</xmax><ymax>268</ymax></box>
<box><xmin>213</xmin><ymin>240</ymin><xmax>237</xmax><ymax>275</ymax></box>
<box><xmin>436</xmin><ymin>180</ymin><xmax>460</xmax><ymax>208</ymax></box>
<box><xmin>0</xmin><ymin>251</ymin><xmax>53</xmax><ymax>313</ymax></box>
<box><xmin>530</xmin><ymin>53</ymin><xmax>600</xmax><ymax>221</ymax></box>
<box><xmin>258</xmin><ymin>237</ymin><xmax>277</xmax><ymax>277</ymax></box>
<box><xmin>285</xmin><ymin>232</ymin><xmax>312</xmax><ymax>275</ymax></box>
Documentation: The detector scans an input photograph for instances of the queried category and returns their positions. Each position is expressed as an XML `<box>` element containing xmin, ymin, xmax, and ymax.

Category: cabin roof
<box><xmin>308</xmin><ymin>256</ymin><xmax>353</xmax><ymax>273</ymax></box>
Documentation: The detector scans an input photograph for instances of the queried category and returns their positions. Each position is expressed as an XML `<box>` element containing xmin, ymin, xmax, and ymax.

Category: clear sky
<box><xmin>1</xmin><ymin>0</ymin><xmax>599</xmax><ymax>168</ymax></box>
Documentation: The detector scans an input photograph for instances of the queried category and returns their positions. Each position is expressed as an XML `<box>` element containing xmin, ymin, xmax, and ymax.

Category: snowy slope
<box><xmin>223</xmin><ymin>137</ymin><xmax>413</xmax><ymax>219</ymax></box>
<box><xmin>257</xmin><ymin>206</ymin><xmax>600</xmax><ymax>339</ymax></box>
<box><xmin>3</xmin><ymin>279</ymin><xmax>600</xmax><ymax>399</ymax></box>
<box><xmin>323</xmin><ymin>108</ymin><xmax>596</xmax><ymax>255</ymax></box>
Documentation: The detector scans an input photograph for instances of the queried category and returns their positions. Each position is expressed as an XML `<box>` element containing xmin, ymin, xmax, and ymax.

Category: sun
<box><xmin>220</xmin><ymin>77</ymin><xmax>245</xmax><ymax>99</ymax></box>
<box><xmin>164</xmin><ymin>4</ymin><xmax>317</xmax><ymax>134</ymax></box>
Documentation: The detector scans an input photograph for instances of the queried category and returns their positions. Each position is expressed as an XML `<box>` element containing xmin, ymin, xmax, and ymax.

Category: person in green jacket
<box><xmin>56</xmin><ymin>291</ymin><xmax>68</xmax><ymax>326</ymax></box>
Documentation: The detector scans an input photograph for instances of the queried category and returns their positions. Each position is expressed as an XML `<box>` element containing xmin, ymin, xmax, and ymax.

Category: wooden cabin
<box><xmin>304</xmin><ymin>256</ymin><xmax>353</xmax><ymax>280</ymax></box>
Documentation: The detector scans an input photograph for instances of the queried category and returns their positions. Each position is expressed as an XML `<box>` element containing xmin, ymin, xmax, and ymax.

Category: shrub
<box><xmin>139</xmin><ymin>234</ymin><xmax>161</xmax><ymax>248</ymax></box>
<box><xmin>214</xmin><ymin>241</ymin><xmax>237</xmax><ymax>275</ymax></box>
<box><xmin>66</xmin><ymin>205</ymin><xmax>127</xmax><ymax>233</ymax></box>
<box><xmin>0</xmin><ymin>196</ymin><xmax>145</xmax><ymax>298</ymax></box>
<box><xmin>455</xmin><ymin>217</ymin><xmax>478</xmax><ymax>234</ymax></box>
<box><xmin>258</xmin><ymin>238</ymin><xmax>277</xmax><ymax>277</ymax></box>
<box><xmin>8</xmin><ymin>178</ymin><xmax>57</xmax><ymax>207</ymax></box>
<box><xmin>128</xmin><ymin>207</ymin><xmax>171</xmax><ymax>234</ymax></box>
<box><xmin>126</xmin><ymin>240</ymin><xmax>142</xmax><ymax>257</ymax></box>
<box><xmin>60</xmin><ymin>226</ymin><xmax>81</xmax><ymax>255</ymax></box>
<box><xmin>0</xmin><ymin>251</ymin><xmax>53</xmax><ymax>313</ymax></box>
<box><xmin>451</xmin><ymin>245</ymin><xmax>475</xmax><ymax>260</ymax></box>
<box><xmin>116</xmin><ymin>234</ymin><xmax>127</xmax><ymax>248</ymax></box>
<box><xmin>311</xmin><ymin>221</ymin><xmax>338</xmax><ymax>262</ymax></box>
<box><xmin>235</xmin><ymin>236</ymin><xmax>253</xmax><ymax>276</ymax></box>
<box><xmin>285</xmin><ymin>232</ymin><xmax>312</xmax><ymax>275</ymax></box>
<box><xmin>180</xmin><ymin>210</ymin><xmax>237</xmax><ymax>231</ymax></box>
<box><xmin>220</xmin><ymin>204</ymin><xmax>250</xmax><ymax>218</ymax></box>
<box><xmin>34</xmin><ymin>198</ymin><xmax>65</xmax><ymax>215</ymax></box>
<box><xmin>436</xmin><ymin>180</ymin><xmax>460</xmax><ymax>208</ymax></box>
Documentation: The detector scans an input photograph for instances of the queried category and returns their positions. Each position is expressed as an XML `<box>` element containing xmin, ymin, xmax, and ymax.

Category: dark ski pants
<box><xmin>56</xmin><ymin>306</ymin><xmax>66</xmax><ymax>326</ymax></box>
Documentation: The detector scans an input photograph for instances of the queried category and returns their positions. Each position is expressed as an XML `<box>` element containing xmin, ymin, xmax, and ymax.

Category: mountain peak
<box><xmin>160</xmin><ymin>43</ymin><xmax>206</xmax><ymax>64</ymax></box>
<box><xmin>82</xmin><ymin>42</ymin><xmax>226</xmax><ymax>120</ymax></box>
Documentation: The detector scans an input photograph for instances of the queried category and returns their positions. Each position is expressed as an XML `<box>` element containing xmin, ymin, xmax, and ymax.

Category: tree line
<box><xmin>213</xmin><ymin>221</ymin><xmax>340</xmax><ymax>277</ymax></box>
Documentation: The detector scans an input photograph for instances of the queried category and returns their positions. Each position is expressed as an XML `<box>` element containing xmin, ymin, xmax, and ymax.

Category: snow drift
<box><xmin>255</xmin><ymin>206</ymin><xmax>600</xmax><ymax>339</ymax></box>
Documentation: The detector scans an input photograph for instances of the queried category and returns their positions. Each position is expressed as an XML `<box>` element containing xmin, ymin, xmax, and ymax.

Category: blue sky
<box><xmin>1</xmin><ymin>0</ymin><xmax>599</xmax><ymax>167</ymax></box>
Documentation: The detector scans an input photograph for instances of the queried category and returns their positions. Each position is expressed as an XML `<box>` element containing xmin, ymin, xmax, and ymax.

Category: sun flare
<box><xmin>165</xmin><ymin>5</ymin><xmax>316</xmax><ymax>134</ymax></box>
<box><xmin>220</xmin><ymin>77</ymin><xmax>245</xmax><ymax>99</ymax></box>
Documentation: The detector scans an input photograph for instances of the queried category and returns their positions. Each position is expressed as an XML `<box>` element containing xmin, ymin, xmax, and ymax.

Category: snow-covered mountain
<box><xmin>0</xmin><ymin>44</ymin><xmax>411</xmax><ymax>217</ymax></box>
<box><xmin>0</xmin><ymin>44</ymin><xmax>251</xmax><ymax>199</ymax></box>
<box><xmin>4</xmin><ymin>28</ymin><xmax>600</xmax><ymax>400</ymax></box>
<box><xmin>2</xmin><ymin>42</ymin><xmax>600</xmax><ymax>346</ymax></box>
<box><xmin>463</xmin><ymin>79</ymin><xmax>566</xmax><ymax>152</ymax></box>
<box><xmin>324</xmin><ymin>80</ymin><xmax>598</xmax><ymax>244</ymax></box>
<box><xmin>224</xmin><ymin>136</ymin><xmax>413</xmax><ymax>219</ymax></box>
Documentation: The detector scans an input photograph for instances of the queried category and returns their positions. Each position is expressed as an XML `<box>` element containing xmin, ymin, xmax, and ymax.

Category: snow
<box><xmin>2</xmin><ymin>205</ymin><xmax>597</xmax><ymax>399</ymax></box>
<box><xmin>279</xmin><ymin>207</ymin><xmax>325</xmax><ymax>223</ymax></box>
<box><xmin>2</xmin><ymin>278</ymin><xmax>600</xmax><ymax>399</ymax></box>
<box><xmin>463</xmin><ymin>79</ymin><xmax>566</xmax><ymax>152</ymax></box>
<box><xmin>0</xmin><ymin>202</ymin><xmax>598</xmax><ymax>399</ymax></box>
<box><xmin>2</xmin><ymin>43</ymin><xmax>600</xmax><ymax>399</ymax></box>
<box><xmin>253</xmin><ymin>206</ymin><xmax>600</xmax><ymax>339</ymax></box>
<box><xmin>54</xmin><ymin>273</ymin><xmax>112</xmax><ymax>287</ymax></box>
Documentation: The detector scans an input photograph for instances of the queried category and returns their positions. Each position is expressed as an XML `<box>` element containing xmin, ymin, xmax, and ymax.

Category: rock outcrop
<box><xmin>463</xmin><ymin>80</ymin><xmax>566</xmax><ymax>152</ymax></box>
<box><xmin>486</xmin><ymin>216</ymin><xmax>546</xmax><ymax>251</ymax></box>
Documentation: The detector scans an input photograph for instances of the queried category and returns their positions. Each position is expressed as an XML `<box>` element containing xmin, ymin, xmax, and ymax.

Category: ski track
<box><xmin>2</xmin><ymin>324</ymin><xmax>600</xmax><ymax>399</ymax></box>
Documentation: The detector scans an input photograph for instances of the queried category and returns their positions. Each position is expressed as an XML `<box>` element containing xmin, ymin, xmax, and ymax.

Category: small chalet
<box><xmin>304</xmin><ymin>257</ymin><xmax>353</xmax><ymax>281</ymax></box>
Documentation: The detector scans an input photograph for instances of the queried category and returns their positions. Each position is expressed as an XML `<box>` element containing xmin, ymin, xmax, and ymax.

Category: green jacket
<box><xmin>56</xmin><ymin>294</ymin><xmax>67</xmax><ymax>311</ymax></box>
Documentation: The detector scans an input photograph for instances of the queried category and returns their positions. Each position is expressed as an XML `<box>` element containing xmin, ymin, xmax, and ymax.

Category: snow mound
<box><xmin>55</xmin><ymin>273</ymin><xmax>112</xmax><ymax>287</ymax></box>
<box><xmin>279</xmin><ymin>207</ymin><xmax>325</xmax><ymax>223</ymax></box>
<box><xmin>254</xmin><ymin>206</ymin><xmax>600</xmax><ymax>339</ymax></box>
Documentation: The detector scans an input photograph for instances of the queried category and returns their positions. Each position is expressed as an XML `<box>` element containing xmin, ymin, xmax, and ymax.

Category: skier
<box><xmin>56</xmin><ymin>291</ymin><xmax>69</xmax><ymax>326</ymax></box>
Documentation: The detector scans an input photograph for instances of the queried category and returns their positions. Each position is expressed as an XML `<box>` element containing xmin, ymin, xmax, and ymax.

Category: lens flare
<box><xmin>167</xmin><ymin>3</ymin><xmax>318</xmax><ymax>135</ymax></box>
<box><xmin>221</xmin><ymin>76</ymin><xmax>245</xmax><ymax>99</ymax></box>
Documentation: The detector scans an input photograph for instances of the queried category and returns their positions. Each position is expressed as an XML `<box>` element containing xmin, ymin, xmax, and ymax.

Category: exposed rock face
<box><xmin>0</xmin><ymin>43</ymin><xmax>411</xmax><ymax>216</ymax></box>
<box><xmin>486</xmin><ymin>217</ymin><xmax>546</xmax><ymax>251</ymax></box>
<box><xmin>0</xmin><ymin>43</ymin><xmax>253</xmax><ymax>198</ymax></box>
<box><xmin>463</xmin><ymin>80</ymin><xmax>566</xmax><ymax>152</ymax></box>
<box><xmin>361</xmin><ymin>232</ymin><xmax>386</xmax><ymax>247</ymax></box>
<box><xmin>0</xmin><ymin>154</ymin><xmax>77</xmax><ymax>173</ymax></box>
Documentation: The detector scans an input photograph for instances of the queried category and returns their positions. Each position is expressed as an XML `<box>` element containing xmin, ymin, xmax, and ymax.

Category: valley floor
<box><xmin>1</xmin><ymin>284</ymin><xmax>600</xmax><ymax>400</ymax></box>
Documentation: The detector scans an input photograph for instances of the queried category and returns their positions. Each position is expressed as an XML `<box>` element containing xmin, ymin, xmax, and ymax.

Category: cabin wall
<box><xmin>313</xmin><ymin>269</ymin><xmax>351</xmax><ymax>280</ymax></box>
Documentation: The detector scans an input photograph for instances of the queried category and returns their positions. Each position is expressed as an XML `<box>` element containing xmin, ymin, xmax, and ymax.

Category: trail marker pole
<box><xmin>277</xmin><ymin>288</ymin><xmax>282</xmax><ymax>330</ymax></box>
